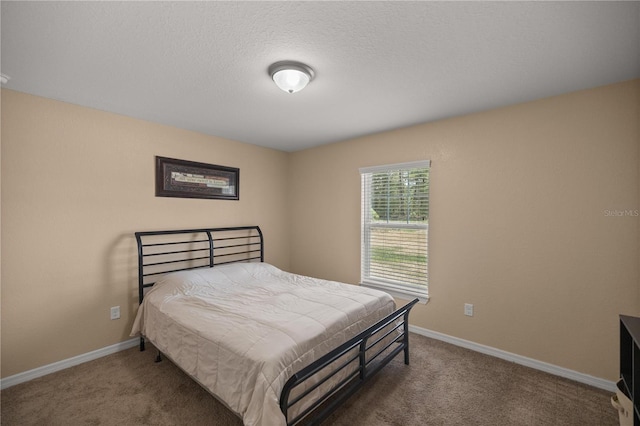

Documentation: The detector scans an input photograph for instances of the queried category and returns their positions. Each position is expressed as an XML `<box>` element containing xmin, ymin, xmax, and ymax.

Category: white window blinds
<box><xmin>360</xmin><ymin>160</ymin><xmax>430</xmax><ymax>300</ymax></box>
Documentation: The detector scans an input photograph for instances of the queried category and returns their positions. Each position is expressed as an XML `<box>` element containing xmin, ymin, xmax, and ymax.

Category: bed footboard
<box><xmin>279</xmin><ymin>298</ymin><xmax>419</xmax><ymax>425</ymax></box>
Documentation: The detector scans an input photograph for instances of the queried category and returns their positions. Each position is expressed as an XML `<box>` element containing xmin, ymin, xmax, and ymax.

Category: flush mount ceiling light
<box><xmin>268</xmin><ymin>61</ymin><xmax>315</xmax><ymax>94</ymax></box>
<box><xmin>0</xmin><ymin>73</ymin><xmax>10</xmax><ymax>85</ymax></box>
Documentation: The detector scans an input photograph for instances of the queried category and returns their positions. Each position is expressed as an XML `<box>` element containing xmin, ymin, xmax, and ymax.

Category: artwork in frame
<box><xmin>155</xmin><ymin>156</ymin><xmax>239</xmax><ymax>200</ymax></box>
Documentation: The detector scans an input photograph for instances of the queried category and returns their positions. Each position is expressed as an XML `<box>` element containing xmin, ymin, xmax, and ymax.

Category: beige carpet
<box><xmin>1</xmin><ymin>334</ymin><xmax>618</xmax><ymax>425</ymax></box>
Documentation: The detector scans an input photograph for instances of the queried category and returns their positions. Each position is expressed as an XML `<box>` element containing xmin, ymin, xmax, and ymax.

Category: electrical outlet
<box><xmin>110</xmin><ymin>306</ymin><xmax>121</xmax><ymax>320</ymax></box>
<box><xmin>464</xmin><ymin>303</ymin><xmax>474</xmax><ymax>317</ymax></box>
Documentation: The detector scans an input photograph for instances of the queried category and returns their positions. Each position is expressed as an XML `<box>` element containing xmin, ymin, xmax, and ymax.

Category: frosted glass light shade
<box><xmin>268</xmin><ymin>61</ymin><xmax>315</xmax><ymax>94</ymax></box>
<box><xmin>273</xmin><ymin>69</ymin><xmax>310</xmax><ymax>93</ymax></box>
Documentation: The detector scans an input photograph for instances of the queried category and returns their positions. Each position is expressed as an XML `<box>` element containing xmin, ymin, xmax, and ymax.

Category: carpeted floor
<box><xmin>1</xmin><ymin>333</ymin><xmax>618</xmax><ymax>425</ymax></box>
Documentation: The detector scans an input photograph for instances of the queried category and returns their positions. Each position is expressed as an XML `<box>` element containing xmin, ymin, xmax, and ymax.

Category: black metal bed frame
<box><xmin>135</xmin><ymin>225</ymin><xmax>264</xmax><ymax>351</ymax></box>
<box><xmin>135</xmin><ymin>225</ymin><xmax>418</xmax><ymax>425</ymax></box>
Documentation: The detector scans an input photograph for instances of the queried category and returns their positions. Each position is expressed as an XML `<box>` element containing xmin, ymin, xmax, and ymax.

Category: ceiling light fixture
<box><xmin>268</xmin><ymin>61</ymin><xmax>315</xmax><ymax>94</ymax></box>
<box><xmin>0</xmin><ymin>73</ymin><xmax>10</xmax><ymax>85</ymax></box>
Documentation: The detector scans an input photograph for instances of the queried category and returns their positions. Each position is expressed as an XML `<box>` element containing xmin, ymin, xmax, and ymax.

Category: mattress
<box><xmin>130</xmin><ymin>262</ymin><xmax>395</xmax><ymax>426</ymax></box>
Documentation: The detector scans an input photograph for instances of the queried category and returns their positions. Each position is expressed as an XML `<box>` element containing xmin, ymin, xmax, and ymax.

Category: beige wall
<box><xmin>2</xmin><ymin>80</ymin><xmax>638</xmax><ymax>382</ymax></box>
<box><xmin>289</xmin><ymin>79</ymin><xmax>640</xmax><ymax>381</ymax></box>
<box><xmin>1</xmin><ymin>90</ymin><xmax>290</xmax><ymax>377</ymax></box>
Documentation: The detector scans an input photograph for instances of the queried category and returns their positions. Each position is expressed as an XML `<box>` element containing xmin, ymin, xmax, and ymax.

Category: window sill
<box><xmin>360</xmin><ymin>281</ymin><xmax>429</xmax><ymax>305</ymax></box>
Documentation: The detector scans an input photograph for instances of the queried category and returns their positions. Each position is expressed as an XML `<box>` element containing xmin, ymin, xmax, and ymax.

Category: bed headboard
<box><xmin>135</xmin><ymin>226</ymin><xmax>263</xmax><ymax>304</ymax></box>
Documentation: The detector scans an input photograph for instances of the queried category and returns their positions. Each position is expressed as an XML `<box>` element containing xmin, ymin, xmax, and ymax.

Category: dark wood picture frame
<box><xmin>155</xmin><ymin>156</ymin><xmax>239</xmax><ymax>200</ymax></box>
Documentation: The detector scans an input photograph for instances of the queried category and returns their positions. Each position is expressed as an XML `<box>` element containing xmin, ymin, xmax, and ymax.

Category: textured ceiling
<box><xmin>2</xmin><ymin>1</ymin><xmax>639</xmax><ymax>152</ymax></box>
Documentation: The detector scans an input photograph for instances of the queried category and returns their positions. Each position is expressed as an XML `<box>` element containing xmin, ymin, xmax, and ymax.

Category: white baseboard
<box><xmin>2</xmin><ymin>330</ymin><xmax>617</xmax><ymax>393</ymax></box>
<box><xmin>1</xmin><ymin>337</ymin><xmax>139</xmax><ymax>390</ymax></box>
<box><xmin>409</xmin><ymin>325</ymin><xmax>616</xmax><ymax>393</ymax></box>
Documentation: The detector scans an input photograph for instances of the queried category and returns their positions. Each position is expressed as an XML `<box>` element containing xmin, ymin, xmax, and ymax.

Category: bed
<box><xmin>131</xmin><ymin>226</ymin><xmax>418</xmax><ymax>426</ymax></box>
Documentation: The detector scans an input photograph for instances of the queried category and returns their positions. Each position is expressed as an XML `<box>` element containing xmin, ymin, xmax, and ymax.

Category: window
<box><xmin>360</xmin><ymin>160</ymin><xmax>430</xmax><ymax>302</ymax></box>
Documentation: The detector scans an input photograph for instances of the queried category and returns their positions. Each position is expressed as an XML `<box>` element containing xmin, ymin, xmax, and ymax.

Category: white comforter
<box><xmin>130</xmin><ymin>262</ymin><xmax>394</xmax><ymax>426</ymax></box>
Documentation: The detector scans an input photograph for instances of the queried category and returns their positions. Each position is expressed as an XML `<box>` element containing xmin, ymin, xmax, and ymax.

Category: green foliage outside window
<box><xmin>370</xmin><ymin>168</ymin><xmax>429</xmax><ymax>224</ymax></box>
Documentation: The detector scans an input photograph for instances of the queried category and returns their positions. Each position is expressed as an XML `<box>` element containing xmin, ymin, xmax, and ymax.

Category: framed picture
<box><xmin>155</xmin><ymin>156</ymin><xmax>239</xmax><ymax>200</ymax></box>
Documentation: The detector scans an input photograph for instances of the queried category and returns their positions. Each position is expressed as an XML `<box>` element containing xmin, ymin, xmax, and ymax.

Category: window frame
<box><xmin>360</xmin><ymin>160</ymin><xmax>430</xmax><ymax>303</ymax></box>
